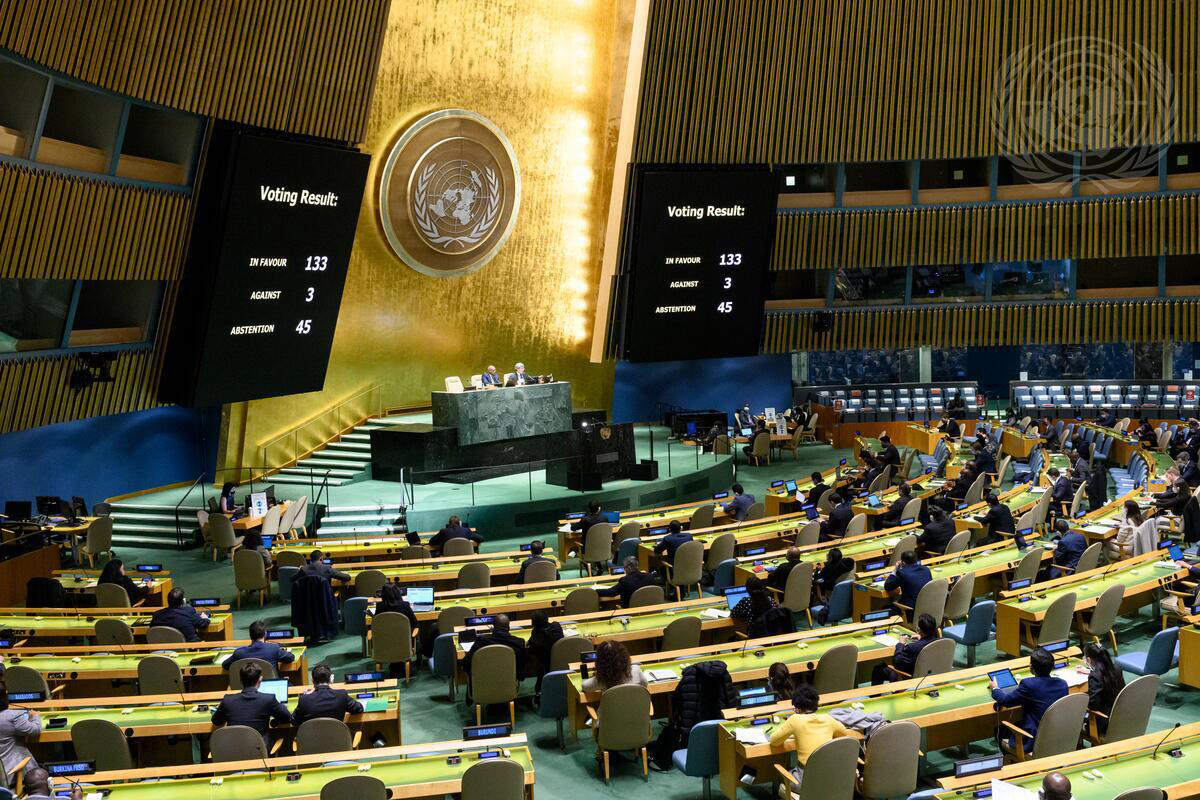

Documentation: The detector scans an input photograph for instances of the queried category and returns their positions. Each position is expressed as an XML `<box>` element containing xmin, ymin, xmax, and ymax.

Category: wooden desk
<box><xmin>717</xmin><ymin>650</ymin><xmax>1085</xmax><ymax>799</ymax></box>
<box><xmin>49</xmin><ymin>735</ymin><xmax>536</xmax><ymax>800</ymax></box>
<box><xmin>636</xmin><ymin>512</ymin><xmax>814</xmax><ymax>571</ymax></box>
<box><xmin>411</xmin><ymin>574</ymin><xmax>617</xmax><ymax>623</ymax></box>
<box><xmin>0</xmin><ymin>606</ymin><xmax>232</xmax><ymax>642</ymax></box>
<box><xmin>993</xmin><ymin>550</ymin><xmax>1184</xmax><ymax>656</ymax></box>
<box><xmin>52</xmin><ymin>568</ymin><xmax>172</xmax><ymax>606</ymax></box>
<box><xmin>335</xmin><ymin>549</ymin><xmax>556</xmax><ymax>590</ymax></box>
<box><xmin>566</xmin><ymin>618</ymin><xmax>906</xmax><ymax>734</ymax></box>
<box><xmin>732</xmin><ymin>523</ymin><xmax>923</xmax><ymax>587</ymax></box>
<box><xmin>763</xmin><ymin>466</ymin><xmax>846</xmax><ymax>516</ymax></box>
<box><xmin>1000</xmin><ymin>426</ymin><xmax>1041</xmax><ymax>459</ymax></box>
<box><xmin>558</xmin><ymin>501</ymin><xmax>737</xmax><ymax>559</ymax></box>
<box><xmin>229</xmin><ymin>501</ymin><xmax>289</xmax><ymax>531</ymax></box>
<box><xmin>1179</xmin><ymin>621</ymin><xmax>1200</xmax><ymax>689</ymax></box>
<box><xmin>0</xmin><ymin>540</ymin><xmax>60</xmax><ymax>605</ymax></box>
<box><xmin>934</xmin><ymin>722</ymin><xmax>1200</xmax><ymax>798</ymax></box>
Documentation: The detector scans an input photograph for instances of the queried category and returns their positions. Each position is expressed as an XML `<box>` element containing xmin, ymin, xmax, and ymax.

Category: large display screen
<box><xmin>160</xmin><ymin>128</ymin><xmax>369</xmax><ymax>406</ymax></box>
<box><xmin>622</xmin><ymin>167</ymin><xmax>775</xmax><ymax>361</ymax></box>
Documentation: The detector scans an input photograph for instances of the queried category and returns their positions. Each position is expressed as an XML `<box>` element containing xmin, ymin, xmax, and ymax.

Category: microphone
<box><xmin>257</xmin><ymin>735</ymin><xmax>274</xmax><ymax>779</ymax></box>
<box><xmin>174</xmin><ymin>675</ymin><xmax>189</xmax><ymax>708</ymax></box>
<box><xmin>1151</xmin><ymin>722</ymin><xmax>1181</xmax><ymax>760</ymax></box>
<box><xmin>910</xmin><ymin>670</ymin><xmax>931</xmax><ymax>699</ymax></box>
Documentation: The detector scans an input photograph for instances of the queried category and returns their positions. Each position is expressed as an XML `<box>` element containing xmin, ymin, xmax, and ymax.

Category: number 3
<box><xmin>306</xmin><ymin>287</ymin><xmax>315</xmax><ymax>302</ymax></box>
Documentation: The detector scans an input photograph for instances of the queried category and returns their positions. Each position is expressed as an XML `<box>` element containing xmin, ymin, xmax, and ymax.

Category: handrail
<box><xmin>174</xmin><ymin>473</ymin><xmax>208</xmax><ymax>551</ymax></box>
<box><xmin>258</xmin><ymin>383</ymin><xmax>384</xmax><ymax>481</ymax></box>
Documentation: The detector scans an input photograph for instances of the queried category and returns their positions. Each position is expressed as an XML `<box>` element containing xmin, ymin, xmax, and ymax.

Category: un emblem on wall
<box><xmin>378</xmin><ymin>110</ymin><xmax>521</xmax><ymax>277</ymax></box>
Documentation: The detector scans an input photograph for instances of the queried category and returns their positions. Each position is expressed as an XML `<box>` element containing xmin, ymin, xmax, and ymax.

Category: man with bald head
<box><xmin>767</xmin><ymin>547</ymin><xmax>803</xmax><ymax>592</ymax></box>
<box><xmin>1040</xmin><ymin>771</ymin><xmax>1072</xmax><ymax>800</ymax></box>
<box><xmin>22</xmin><ymin>766</ymin><xmax>81</xmax><ymax>800</ymax></box>
<box><xmin>462</xmin><ymin>612</ymin><xmax>527</xmax><ymax>696</ymax></box>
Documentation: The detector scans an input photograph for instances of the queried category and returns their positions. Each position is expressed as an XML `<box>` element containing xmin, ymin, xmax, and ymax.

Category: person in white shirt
<box><xmin>1106</xmin><ymin>499</ymin><xmax>1157</xmax><ymax>561</ymax></box>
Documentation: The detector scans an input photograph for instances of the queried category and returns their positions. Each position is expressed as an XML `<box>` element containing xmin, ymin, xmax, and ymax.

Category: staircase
<box><xmin>109</xmin><ymin>502</ymin><xmax>203</xmax><ymax>550</ymax></box>
<box><xmin>316</xmin><ymin>503</ymin><xmax>408</xmax><ymax>536</ymax></box>
<box><xmin>270</xmin><ymin>416</ymin><xmax>412</xmax><ymax>487</ymax></box>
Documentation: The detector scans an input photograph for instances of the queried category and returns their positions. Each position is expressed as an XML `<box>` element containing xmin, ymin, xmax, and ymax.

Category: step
<box><xmin>281</xmin><ymin>466</ymin><xmax>358</xmax><ymax>478</ymax></box>
<box><xmin>111</xmin><ymin>533</ymin><xmax>188</xmax><ymax>550</ymax></box>
<box><xmin>314</xmin><ymin>524</ymin><xmax>405</xmax><ymax>535</ymax></box>
<box><xmin>367</xmin><ymin>417</ymin><xmax>411</xmax><ymax>425</ymax></box>
<box><xmin>296</xmin><ymin>458</ymin><xmax>368</xmax><ymax>470</ymax></box>
<box><xmin>321</xmin><ymin>512</ymin><xmax>403</xmax><ymax>524</ymax></box>
<box><xmin>111</xmin><ymin>503</ymin><xmax>205</xmax><ymax>512</ymax></box>
<box><xmin>328</xmin><ymin>504</ymin><xmax>406</xmax><ymax>513</ymax></box>
<box><xmin>272</xmin><ymin>474</ymin><xmax>349</xmax><ymax>487</ymax></box>
<box><xmin>337</xmin><ymin>435</ymin><xmax>372</xmax><ymax>444</ymax></box>
<box><xmin>112</xmin><ymin>522</ymin><xmax>197</xmax><ymax>534</ymax></box>
<box><xmin>112</xmin><ymin>512</ymin><xmax>189</xmax><ymax>524</ymax></box>
<box><xmin>354</xmin><ymin>425</ymin><xmax>383</xmax><ymax>433</ymax></box>
<box><xmin>312</xmin><ymin>448</ymin><xmax>369</xmax><ymax>460</ymax></box>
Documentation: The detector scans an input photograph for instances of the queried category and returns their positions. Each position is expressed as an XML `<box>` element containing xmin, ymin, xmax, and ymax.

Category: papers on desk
<box><xmin>1028</xmin><ymin>487</ymin><xmax>1046</xmax><ymax>494</ymax></box>
<box><xmin>1084</xmin><ymin>524</ymin><xmax>1114</xmax><ymax>534</ymax></box>
<box><xmin>1155</xmin><ymin>560</ymin><xmax>1181</xmax><ymax>570</ymax></box>
<box><xmin>644</xmin><ymin>668</ymin><xmax>679</xmax><ymax>682</ymax></box>
<box><xmin>560</xmin><ymin>626</ymin><xmax>580</xmax><ymax>637</ymax></box>
<box><xmin>1051</xmin><ymin>665</ymin><xmax>1089</xmax><ymax>688</ymax></box>
<box><xmin>872</xmin><ymin>633</ymin><xmax>901</xmax><ymax>647</ymax></box>
<box><xmin>989</xmin><ymin>779</ymin><xmax>1037</xmax><ymax>800</ymax></box>
<box><xmin>700</xmin><ymin>608</ymin><xmax>730</xmax><ymax>620</ymax></box>
<box><xmin>733</xmin><ymin>726</ymin><xmax>771</xmax><ymax>745</ymax></box>
<box><xmin>460</xmin><ymin>641</ymin><xmax>474</xmax><ymax>652</ymax></box>
<box><xmin>558</xmin><ymin>523</ymin><xmax>573</xmax><ymax>534</ymax></box>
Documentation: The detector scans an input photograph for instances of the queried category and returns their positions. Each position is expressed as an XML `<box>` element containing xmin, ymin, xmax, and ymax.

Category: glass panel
<box><xmin>1019</xmin><ymin>344</ymin><xmax>1134</xmax><ymax>380</ymax></box>
<box><xmin>932</xmin><ymin>347</ymin><xmax>968</xmax><ymax>380</ymax></box>
<box><xmin>990</xmin><ymin>260</ymin><xmax>1071</xmax><ymax>300</ymax></box>
<box><xmin>69</xmin><ymin>280</ymin><xmax>160</xmax><ymax>347</ymax></box>
<box><xmin>0</xmin><ymin>279</ymin><xmax>73</xmax><ymax>353</ymax></box>
<box><xmin>767</xmin><ymin>269</ymin><xmax>828</xmax><ymax>302</ymax></box>
<box><xmin>1076</xmin><ymin>257</ymin><xmax>1158</xmax><ymax>291</ymax></box>
<box><xmin>833</xmin><ymin>267</ymin><xmax>906</xmax><ymax>306</ymax></box>
<box><xmin>1133</xmin><ymin>343</ymin><xmax>1163</xmax><ymax>380</ymax></box>
<box><xmin>808</xmin><ymin>348</ymin><xmax>917</xmax><ymax>384</ymax></box>
<box><xmin>1173</xmin><ymin>343</ymin><xmax>1198</xmax><ymax>379</ymax></box>
<box><xmin>911</xmin><ymin>264</ymin><xmax>985</xmax><ymax>303</ymax></box>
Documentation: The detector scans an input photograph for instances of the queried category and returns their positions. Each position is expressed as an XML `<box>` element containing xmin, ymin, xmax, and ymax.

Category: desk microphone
<box><xmin>910</xmin><ymin>671</ymin><xmax>932</xmax><ymax>699</ymax></box>
<box><xmin>257</xmin><ymin>736</ymin><xmax>274</xmax><ymax>780</ymax></box>
<box><xmin>1151</xmin><ymin>721</ymin><xmax>1181</xmax><ymax>759</ymax></box>
<box><xmin>173</xmin><ymin>675</ymin><xmax>189</xmax><ymax>708</ymax></box>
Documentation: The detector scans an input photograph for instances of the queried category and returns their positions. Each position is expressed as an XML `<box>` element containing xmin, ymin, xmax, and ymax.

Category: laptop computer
<box><xmin>784</xmin><ymin>480</ymin><xmax>797</xmax><ymax>494</ymax></box>
<box><xmin>740</xmin><ymin>427</ymin><xmax>753</xmax><ymax>437</ymax></box>
<box><xmin>867</xmin><ymin>495</ymin><xmax>883</xmax><ymax>508</ymax></box>
<box><xmin>405</xmin><ymin>586</ymin><xmax>435</xmax><ymax>612</ymax></box>
<box><xmin>3</xmin><ymin>500</ymin><xmax>32</xmax><ymax>520</ymax></box>
<box><xmin>802</xmin><ymin>504</ymin><xmax>819</xmax><ymax>520</ymax></box>
<box><xmin>723</xmin><ymin>586</ymin><xmax>748</xmax><ymax>611</ymax></box>
<box><xmin>987</xmin><ymin>668</ymin><xmax>1017</xmax><ymax>689</ymax></box>
<box><xmin>260</xmin><ymin>678</ymin><xmax>289</xmax><ymax>704</ymax></box>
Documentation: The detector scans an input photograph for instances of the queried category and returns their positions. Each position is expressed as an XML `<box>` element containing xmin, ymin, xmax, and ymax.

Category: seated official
<box><xmin>734</xmin><ymin>404</ymin><xmax>753</xmax><ymax>430</ymax></box>
<box><xmin>518</xmin><ymin>540</ymin><xmax>558</xmax><ymax>582</ymax></box>
<box><xmin>742</xmin><ymin>419</ymin><xmax>768</xmax><ymax>458</ymax></box>
<box><xmin>872</xmin><ymin>613</ymin><xmax>940</xmax><ymax>684</ymax></box>
<box><xmin>1108</xmin><ymin>500</ymin><xmax>1155</xmax><ymax>561</ymax></box>
<box><xmin>581</xmin><ymin>640</ymin><xmax>647</xmax><ymax>692</ymax></box>
<box><xmin>150</xmin><ymin>588</ymin><xmax>210</xmax><ymax>642</ymax></box>
<box><xmin>768</xmin><ymin>685</ymin><xmax>852</xmax><ymax>785</ymax></box>
<box><xmin>917</xmin><ymin>506</ymin><xmax>957</xmax><ymax>554</ymax></box>
<box><xmin>1070</xmin><ymin>449</ymin><xmax>1090</xmax><ymax>487</ymax></box>
<box><xmin>767</xmin><ymin>547</ymin><xmax>802</xmax><ymax>592</ymax></box>
<box><xmin>20</xmin><ymin>767</ymin><xmax>81</xmax><ymax>800</ymax></box>
<box><xmin>877</xmin><ymin>435</ymin><xmax>901</xmax><ymax>469</ymax></box>
<box><xmin>462</xmin><ymin>614</ymin><xmax>526</xmax><ymax>681</ymax></box>
<box><xmin>880</xmin><ymin>482</ymin><xmax>912</xmax><ymax>528</ymax></box>
<box><xmin>768</xmin><ymin>662</ymin><xmax>795</xmax><ymax>702</ymax></box>
<box><xmin>1136</xmin><ymin>419</ymin><xmax>1158</xmax><ymax>448</ymax></box>
<box><xmin>1040</xmin><ymin>417</ymin><xmax>1060</xmax><ymax>449</ymax></box>
<box><xmin>972</xmin><ymin>441</ymin><xmax>996</xmax><ymax>477</ymax></box>
<box><xmin>814</xmin><ymin>548</ymin><xmax>854</xmax><ymax>602</ymax></box>
<box><xmin>1049</xmin><ymin>518</ymin><xmax>1086</xmax><ymax>578</ymax></box>
<box><xmin>376</xmin><ymin>581</ymin><xmax>418</xmax><ymax>629</ymax></box>
<box><xmin>480</xmin><ymin>364</ymin><xmax>502</xmax><ymax>387</ymax></box>
<box><xmin>730</xmin><ymin>576</ymin><xmax>777</xmax><ymax>627</ymax></box>
<box><xmin>1170</xmin><ymin>419</ymin><xmax>1200</xmax><ymax>459</ymax></box>
<box><xmin>524</xmin><ymin>611</ymin><xmax>564</xmax><ymax>690</ymax></box>
<box><xmin>428</xmin><ymin>515</ymin><xmax>482</xmax><ymax>554</ymax></box>
<box><xmin>292</xmin><ymin>663</ymin><xmax>363</xmax><ymax>726</ymax></box>
<box><xmin>571</xmin><ymin>500</ymin><xmax>608</xmax><ymax>533</ymax></box>
<box><xmin>1041</xmin><ymin>773</ymin><xmax>1073</xmax><ymax>800</ymax></box>
<box><xmin>806</xmin><ymin>471</ymin><xmax>830</xmax><ymax>506</ymax></box>
<box><xmin>222</xmin><ymin>620</ymin><xmax>297</xmax><ymax>670</ymax></box>
<box><xmin>299</xmin><ymin>550</ymin><xmax>351</xmax><ymax>583</ymax></box>
<box><xmin>855</xmin><ymin>456</ymin><xmax>883</xmax><ymax>489</ymax></box>
<box><xmin>597</xmin><ymin>557</ymin><xmax>662</xmax><ymax>607</ymax></box>
<box><xmin>1179</xmin><ymin>452</ymin><xmax>1200</xmax><ymax>488</ymax></box>
<box><xmin>1083</xmin><ymin>643</ymin><xmax>1124</xmax><ymax>734</ymax></box>
<box><xmin>975</xmin><ymin>493</ymin><xmax>1015</xmax><ymax>544</ymax></box>
<box><xmin>940</xmin><ymin>415</ymin><xmax>961</xmax><ymax>439</ymax></box>
<box><xmin>211</xmin><ymin>662</ymin><xmax>292</xmax><ymax>745</ymax></box>
<box><xmin>820</xmin><ymin>494</ymin><xmax>853</xmax><ymax>541</ymax></box>
<box><xmin>723</xmin><ymin>483</ymin><xmax>756</xmax><ymax>521</ymax></box>
<box><xmin>1046</xmin><ymin>468</ymin><xmax>1072</xmax><ymax>518</ymax></box>
<box><xmin>505</xmin><ymin>362</ymin><xmax>533</xmax><ymax>386</ymax></box>
<box><xmin>946</xmin><ymin>394</ymin><xmax>966</xmax><ymax>420</ymax></box>
<box><xmin>219</xmin><ymin>481</ymin><xmax>238</xmax><ymax>514</ymax></box>
<box><xmin>1096</xmin><ymin>408</ymin><xmax>1118</xmax><ymax>428</ymax></box>
<box><xmin>0</xmin><ymin>688</ymin><xmax>41</xmax><ymax>780</ymax></box>
<box><xmin>97</xmin><ymin>558</ymin><xmax>150</xmax><ymax>605</ymax></box>
<box><xmin>1154</xmin><ymin>478</ymin><xmax>1191</xmax><ymax>516</ymax></box>
<box><xmin>653</xmin><ymin>520</ymin><xmax>693</xmax><ymax>564</ymax></box>
<box><xmin>989</xmin><ymin>647</ymin><xmax>1068</xmax><ymax>751</ymax></box>
<box><xmin>884</xmin><ymin>550</ymin><xmax>932</xmax><ymax>610</ymax></box>
<box><xmin>699</xmin><ymin>421</ymin><xmax>724</xmax><ymax>452</ymax></box>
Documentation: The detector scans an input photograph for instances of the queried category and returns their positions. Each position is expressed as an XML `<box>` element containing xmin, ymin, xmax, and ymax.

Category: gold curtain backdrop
<box><xmin>763</xmin><ymin>299</ymin><xmax>1200</xmax><ymax>353</ymax></box>
<box><xmin>220</xmin><ymin>0</ymin><xmax>629</xmax><ymax>472</ymax></box>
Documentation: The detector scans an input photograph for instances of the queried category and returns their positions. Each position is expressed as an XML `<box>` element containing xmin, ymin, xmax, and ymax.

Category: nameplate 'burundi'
<box><xmin>377</xmin><ymin>109</ymin><xmax>521</xmax><ymax>277</ymax></box>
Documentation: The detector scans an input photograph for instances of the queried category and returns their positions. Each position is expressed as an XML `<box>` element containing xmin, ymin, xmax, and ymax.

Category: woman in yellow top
<box><xmin>768</xmin><ymin>684</ymin><xmax>852</xmax><ymax>784</ymax></box>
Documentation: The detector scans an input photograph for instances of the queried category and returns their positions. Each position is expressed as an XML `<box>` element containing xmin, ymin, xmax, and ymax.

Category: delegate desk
<box><xmin>994</xmin><ymin>550</ymin><xmax>1185</xmax><ymax>656</ymax></box>
<box><xmin>52</xmin><ymin>568</ymin><xmax>172</xmax><ymax>606</ymax></box>
<box><xmin>557</xmin><ymin>499</ymin><xmax>742</xmax><ymax>559</ymax></box>
<box><xmin>935</xmin><ymin>722</ymin><xmax>1200</xmax><ymax>799</ymax></box>
<box><xmin>763</xmin><ymin>466</ymin><xmax>849</xmax><ymax>516</ymax></box>
<box><xmin>229</xmin><ymin>501</ymin><xmax>289</xmax><ymax>532</ymax></box>
<box><xmin>24</xmin><ymin>681</ymin><xmax>401</xmax><ymax>766</ymax></box>
<box><xmin>635</xmin><ymin>512</ymin><xmax>816</xmax><ymax>572</ymax></box>
<box><xmin>0</xmin><ymin>606</ymin><xmax>233</xmax><ymax>643</ymax></box>
<box><xmin>851</xmin><ymin>539</ymin><xmax>1054</xmax><ymax>621</ymax></box>
<box><xmin>1178</xmin><ymin>618</ymin><xmax>1200</xmax><ymax>689</ymax></box>
<box><xmin>410</xmin><ymin>575</ymin><xmax>617</xmax><ymax>623</ymax></box>
<box><xmin>717</xmin><ymin>649</ymin><xmax>1086</xmax><ymax>800</ymax></box>
<box><xmin>6</xmin><ymin>639</ymin><xmax>308</xmax><ymax>696</ymax></box>
<box><xmin>335</xmin><ymin>550</ymin><xmax>556</xmax><ymax>590</ymax></box>
<box><xmin>1000</xmin><ymin>425</ymin><xmax>1042</xmax><ymax>459</ymax></box>
<box><xmin>274</xmin><ymin>530</ymin><xmax>477</xmax><ymax>562</ymax></box>
<box><xmin>731</xmin><ymin>524</ymin><xmax>923</xmax><ymax>587</ymax></box>
<box><xmin>565</xmin><ymin>619</ymin><xmax>907</xmax><ymax>735</ymax></box>
<box><xmin>50</xmin><ymin>735</ymin><xmax>537</xmax><ymax>800</ymax></box>
<box><xmin>1068</xmin><ymin>489</ymin><xmax>1149</xmax><ymax>544</ymax></box>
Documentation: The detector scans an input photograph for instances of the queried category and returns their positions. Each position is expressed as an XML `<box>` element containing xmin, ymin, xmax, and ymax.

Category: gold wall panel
<box><xmin>0</xmin><ymin>0</ymin><xmax>389</xmax><ymax>143</ymax></box>
<box><xmin>634</xmin><ymin>0</ymin><xmax>1198</xmax><ymax>164</ymax></box>
<box><xmin>772</xmin><ymin>194</ymin><xmax>1200</xmax><ymax>270</ymax></box>
<box><xmin>224</xmin><ymin>0</ymin><xmax>627</xmax><ymax>469</ymax></box>
<box><xmin>763</xmin><ymin>299</ymin><xmax>1200</xmax><ymax>353</ymax></box>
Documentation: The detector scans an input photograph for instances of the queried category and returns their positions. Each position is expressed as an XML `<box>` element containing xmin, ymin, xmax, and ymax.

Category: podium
<box><xmin>431</xmin><ymin>381</ymin><xmax>572</xmax><ymax>445</ymax></box>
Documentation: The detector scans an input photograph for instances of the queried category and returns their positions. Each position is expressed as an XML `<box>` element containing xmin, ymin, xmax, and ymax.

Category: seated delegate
<box><xmin>596</xmin><ymin>556</ymin><xmax>661</xmax><ymax>607</ymax></box>
<box><xmin>150</xmin><ymin>588</ymin><xmax>210</xmax><ymax>642</ymax></box>
<box><xmin>723</xmin><ymin>483</ymin><xmax>756</xmax><ymax>521</ymax></box>
<box><xmin>222</xmin><ymin>620</ymin><xmax>297</xmax><ymax>670</ymax></box>
<box><xmin>480</xmin><ymin>365</ymin><xmax>502</xmax><ymax>387</ymax></box>
<box><xmin>989</xmin><ymin>647</ymin><xmax>1068</xmax><ymax>751</ymax></box>
<box><xmin>211</xmin><ymin>662</ymin><xmax>292</xmax><ymax>747</ymax></box>
<box><xmin>292</xmin><ymin>663</ymin><xmax>364</xmax><ymax>727</ymax></box>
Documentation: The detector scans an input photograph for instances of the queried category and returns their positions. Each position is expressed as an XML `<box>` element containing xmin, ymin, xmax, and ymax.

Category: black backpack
<box><xmin>748</xmin><ymin>606</ymin><xmax>795</xmax><ymax>638</ymax></box>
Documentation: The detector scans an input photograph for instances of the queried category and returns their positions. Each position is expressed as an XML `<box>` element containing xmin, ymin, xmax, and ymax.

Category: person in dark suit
<box><xmin>428</xmin><ymin>515</ymin><xmax>482</xmax><ymax>553</ymax></box>
<box><xmin>291</xmin><ymin>663</ymin><xmax>363</xmax><ymax>727</ymax></box>
<box><xmin>990</xmin><ymin>647</ymin><xmax>1069</xmax><ymax>751</ymax></box>
<box><xmin>375</xmin><ymin>581</ymin><xmax>418</xmax><ymax>629</ymax></box>
<box><xmin>463</xmin><ymin>614</ymin><xmax>527</xmax><ymax>694</ymax></box>
<box><xmin>1155</xmin><ymin>478</ymin><xmax>1192</xmax><ymax>516</ymax></box>
<box><xmin>597</xmin><ymin>557</ymin><xmax>661</xmax><ymax>607</ymax></box>
<box><xmin>518</xmin><ymin>540</ymin><xmax>558</xmax><ymax>582</ymax></box>
<box><xmin>1070</xmin><ymin>449</ymin><xmax>1090</xmax><ymax>488</ymax></box>
<box><xmin>933</xmin><ymin>467</ymin><xmax>974</xmax><ymax>512</ymax></box>
<box><xmin>820</xmin><ymin>494</ymin><xmax>854</xmax><ymax>542</ymax></box>
<box><xmin>97</xmin><ymin>558</ymin><xmax>150</xmax><ymax>605</ymax></box>
<box><xmin>524</xmin><ymin>610</ymin><xmax>564</xmax><ymax>691</ymax></box>
<box><xmin>1050</xmin><ymin>518</ymin><xmax>1087</xmax><ymax>578</ymax></box>
<box><xmin>855</xmin><ymin>456</ymin><xmax>883</xmax><ymax>490</ymax></box>
<box><xmin>504</xmin><ymin>362</ymin><xmax>533</xmax><ymax>386</ymax></box>
<box><xmin>723</xmin><ymin>483</ymin><xmax>756</xmax><ymax>521</ymax></box>
<box><xmin>946</xmin><ymin>394</ymin><xmax>966</xmax><ymax>420</ymax></box>
<box><xmin>150</xmin><ymin>588</ymin><xmax>210</xmax><ymax>642</ymax></box>
<box><xmin>734</xmin><ymin>404</ymin><xmax>753</xmax><ymax>430</ymax></box>
<box><xmin>807</xmin><ymin>471</ymin><xmax>830</xmax><ymax>507</ymax></box>
<box><xmin>917</xmin><ymin>506</ymin><xmax>957</xmax><ymax>554</ymax></box>
<box><xmin>872</xmin><ymin>613</ymin><xmax>941</xmax><ymax>684</ymax></box>
<box><xmin>480</xmin><ymin>365</ymin><xmax>502</xmax><ymax>387</ymax></box>
<box><xmin>1179</xmin><ymin>452</ymin><xmax>1200</xmax><ymax>488</ymax></box>
<box><xmin>976</xmin><ymin>493</ymin><xmax>1015</xmax><ymax>544</ymax></box>
<box><xmin>1097</xmin><ymin>408</ymin><xmax>1118</xmax><ymax>428</ymax></box>
<box><xmin>881</xmin><ymin>483</ymin><xmax>912</xmax><ymax>528</ymax></box>
<box><xmin>884</xmin><ymin>549</ymin><xmax>932</xmax><ymax>609</ymax></box>
<box><xmin>1047</xmin><ymin>468</ymin><xmax>1073</xmax><ymax>518</ymax></box>
<box><xmin>972</xmin><ymin>442</ymin><xmax>997</xmax><ymax>478</ymax></box>
<box><xmin>877</xmin><ymin>435</ymin><xmax>901</xmax><ymax>469</ymax></box>
<box><xmin>653</xmin><ymin>520</ymin><xmax>694</xmax><ymax>564</ymax></box>
<box><xmin>1040</xmin><ymin>418</ymin><xmax>1060</xmax><ymax>450</ymax></box>
<box><xmin>1171</xmin><ymin>419</ymin><xmax>1200</xmax><ymax>459</ymax></box>
<box><xmin>299</xmin><ymin>550</ymin><xmax>351</xmax><ymax>583</ymax></box>
<box><xmin>1136</xmin><ymin>419</ymin><xmax>1158</xmax><ymax>448</ymax></box>
<box><xmin>570</xmin><ymin>501</ymin><xmax>607</xmax><ymax>533</ymax></box>
<box><xmin>814</xmin><ymin>548</ymin><xmax>854</xmax><ymax>602</ymax></box>
<box><xmin>211</xmin><ymin>662</ymin><xmax>292</xmax><ymax>745</ymax></box>
<box><xmin>941</xmin><ymin>415</ymin><xmax>961</xmax><ymax>439</ymax></box>
<box><xmin>742</xmin><ymin>419</ymin><xmax>768</xmax><ymax>458</ymax></box>
<box><xmin>20</xmin><ymin>767</ymin><xmax>82</xmax><ymax>800</ymax></box>
<box><xmin>222</xmin><ymin>620</ymin><xmax>297</xmax><ymax>670</ymax></box>
<box><xmin>767</xmin><ymin>547</ymin><xmax>802</xmax><ymax>592</ymax></box>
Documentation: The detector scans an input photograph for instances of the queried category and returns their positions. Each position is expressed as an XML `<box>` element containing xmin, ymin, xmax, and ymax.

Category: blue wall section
<box><xmin>612</xmin><ymin>354</ymin><xmax>793</xmax><ymax>424</ymax></box>
<box><xmin>0</xmin><ymin>406</ymin><xmax>219</xmax><ymax>507</ymax></box>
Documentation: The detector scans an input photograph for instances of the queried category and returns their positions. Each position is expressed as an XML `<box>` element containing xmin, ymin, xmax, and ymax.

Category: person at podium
<box><xmin>505</xmin><ymin>362</ymin><xmax>533</xmax><ymax>386</ymax></box>
<box><xmin>480</xmin><ymin>365</ymin><xmax>502</xmax><ymax>387</ymax></box>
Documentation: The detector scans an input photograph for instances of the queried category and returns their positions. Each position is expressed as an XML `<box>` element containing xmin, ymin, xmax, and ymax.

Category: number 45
<box><xmin>717</xmin><ymin>301</ymin><xmax>733</xmax><ymax>313</ymax></box>
<box><xmin>295</xmin><ymin>320</ymin><xmax>312</xmax><ymax>334</ymax></box>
